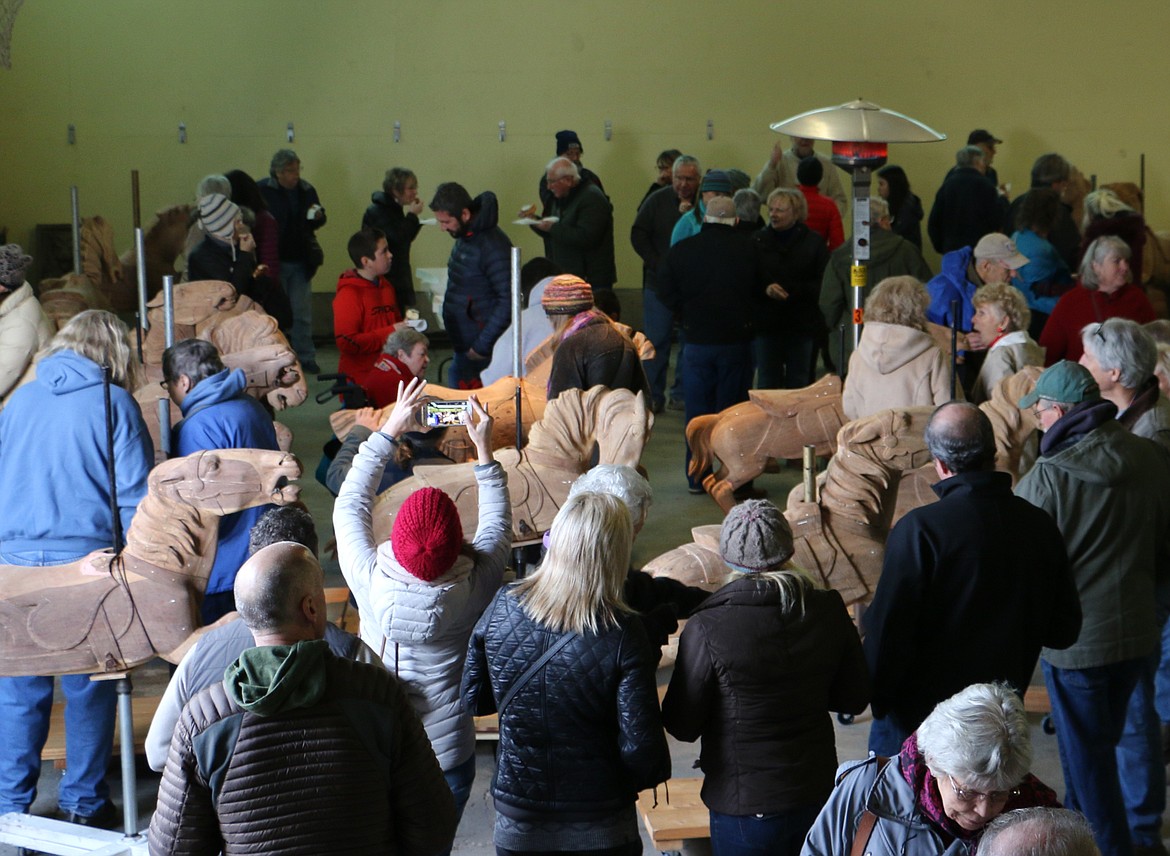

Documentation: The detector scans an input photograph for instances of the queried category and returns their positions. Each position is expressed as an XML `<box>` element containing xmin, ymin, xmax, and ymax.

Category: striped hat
<box><xmin>541</xmin><ymin>274</ymin><xmax>593</xmax><ymax>316</ymax></box>
<box><xmin>198</xmin><ymin>193</ymin><xmax>240</xmax><ymax>243</ymax></box>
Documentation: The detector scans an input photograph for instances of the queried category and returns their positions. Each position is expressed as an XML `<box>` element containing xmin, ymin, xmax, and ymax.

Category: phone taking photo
<box><xmin>424</xmin><ymin>400</ymin><xmax>471</xmax><ymax>427</ymax></box>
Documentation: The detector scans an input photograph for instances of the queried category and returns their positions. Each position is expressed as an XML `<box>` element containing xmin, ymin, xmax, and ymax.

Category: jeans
<box><xmin>279</xmin><ymin>261</ymin><xmax>316</xmax><ymax>364</ymax></box>
<box><xmin>710</xmin><ymin>804</ymin><xmax>822</xmax><ymax>856</ymax></box>
<box><xmin>449</xmin><ymin>351</ymin><xmax>488</xmax><ymax>389</ymax></box>
<box><xmin>867</xmin><ymin>714</ymin><xmax>912</xmax><ymax>757</ymax></box>
<box><xmin>441</xmin><ymin>752</ymin><xmax>477</xmax><ymax>856</ymax></box>
<box><xmin>200</xmin><ymin>590</ymin><xmax>237</xmax><ymax>625</ymax></box>
<box><xmin>641</xmin><ymin>285</ymin><xmax>675</xmax><ymax>408</ymax></box>
<box><xmin>684</xmin><ymin>341</ymin><xmax>753</xmax><ymax>488</ymax></box>
<box><xmin>1044</xmin><ymin>658</ymin><xmax>1143</xmax><ymax>856</ymax></box>
<box><xmin>1117</xmin><ymin>655</ymin><xmax>1167</xmax><ymax>847</ymax></box>
<box><xmin>496</xmin><ymin>844</ymin><xmax>640</xmax><ymax>856</ymax></box>
<box><xmin>754</xmin><ymin>334</ymin><xmax>817</xmax><ymax>390</ymax></box>
<box><xmin>0</xmin><ymin>675</ymin><xmax>116</xmax><ymax>817</ymax></box>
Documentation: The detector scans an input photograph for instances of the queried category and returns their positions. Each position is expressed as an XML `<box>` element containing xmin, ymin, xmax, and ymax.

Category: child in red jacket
<box><xmin>333</xmin><ymin>228</ymin><xmax>404</xmax><ymax>381</ymax></box>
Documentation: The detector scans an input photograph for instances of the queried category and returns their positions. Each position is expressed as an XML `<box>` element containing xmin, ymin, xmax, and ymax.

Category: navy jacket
<box><xmin>442</xmin><ymin>192</ymin><xmax>514</xmax><ymax>357</ymax></box>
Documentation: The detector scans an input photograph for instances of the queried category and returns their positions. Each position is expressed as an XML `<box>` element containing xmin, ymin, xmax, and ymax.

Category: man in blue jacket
<box><xmin>429</xmin><ymin>182</ymin><xmax>514</xmax><ymax>388</ymax></box>
<box><xmin>163</xmin><ymin>338</ymin><xmax>280</xmax><ymax>622</ymax></box>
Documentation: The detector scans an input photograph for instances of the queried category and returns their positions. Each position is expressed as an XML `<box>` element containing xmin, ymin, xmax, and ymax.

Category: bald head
<box><xmin>978</xmin><ymin>808</ymin><xmax>1100</xmax><ymax>856</ymax></box>
<box><xmin>924</xmin><ymin>401</ymin><xmax>996</xmax><ymax>475</ymax></box>
<box><xmin>234</xmin><ymin>541</ymin><xmax>326</xmax><ymax>642</ymax></box>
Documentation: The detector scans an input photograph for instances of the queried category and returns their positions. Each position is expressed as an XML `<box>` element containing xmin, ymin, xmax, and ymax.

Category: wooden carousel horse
<box><xmin>329</xmin><ymin>375</ymin><xmax>548</xmax><ymax>463</ymax></box>
<box><xmin>649</xmin><ymin>369</ymin><xmax>1042</xmax><ymax>605</ymax></box>
<box><xmin>370</xmin><ymin>386</ymin><xmax>653</xmax><ymax>545</ymax></box>
<box><xmin>686</xmin><ymin>374</ymin><xmax>846</xmax><ymax>511</ymax></box>
<box><xmin>116</xmin><ymin>204</ymin><xmax>192</xmax><ymax>311</ymax></box>
<box><xmin>140</xmin><ymin>279</ymin><xmax>240</xmax><ymax>366</ymax></box>
<box><xmin>0</xmin><ymin>449</ymin><xmax>301</xmax><ymax>677</ymax></box>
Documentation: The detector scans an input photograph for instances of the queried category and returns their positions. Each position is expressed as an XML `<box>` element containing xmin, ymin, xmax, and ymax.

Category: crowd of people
<box><xmin>1</xmin><ymin>122</ymin><xmax>1169</xmax><ymax>856</ymax></box>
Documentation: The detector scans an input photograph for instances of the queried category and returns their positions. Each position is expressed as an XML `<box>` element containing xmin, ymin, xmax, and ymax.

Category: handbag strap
<box><xmin>848</xmin><ymin>756</ymin><xmax>890</xmax><ymax>856</ymax></box>
<box><xmin>498</xmin><ymin>632</ymin><xmax>575</xmax><ymax>715</ymax></box>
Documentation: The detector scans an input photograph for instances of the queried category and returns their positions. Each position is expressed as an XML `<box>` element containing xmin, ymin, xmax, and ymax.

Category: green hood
<box><xmin>225</xmin><ymin>639</ymin><xmax>329</xmax><ymax>717</ymax></box>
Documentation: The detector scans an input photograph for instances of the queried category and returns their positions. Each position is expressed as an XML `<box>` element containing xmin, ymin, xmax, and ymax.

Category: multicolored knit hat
<box><xmin>541</xmin><ymin>274</ymin><xmax>594</xmax><ymax>316</ymax></box>
<box><xmin>391</xmin><ymin>487</ymin><xmax>463</xmax><ymax>582</ymax></box>
<box><xmin>0</xmin><ymin>244</ymin><xmax>33</xmax><ymax>290</ymax></box>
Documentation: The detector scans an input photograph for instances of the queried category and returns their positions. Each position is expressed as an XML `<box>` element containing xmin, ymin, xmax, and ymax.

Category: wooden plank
<box><xmin>637</xmin><ymin>777</ymin><xmax>709</xmax><ymax>849</ymax></box>
<box><xmin>42</xmin><ymin>695</ymin><xmax>161</xmax><ymax>766</ymax></box>
<box><xmin>1024</xmin><ymin>685</ymin><xmax>1051</xmax><ymax>714</ymax></box>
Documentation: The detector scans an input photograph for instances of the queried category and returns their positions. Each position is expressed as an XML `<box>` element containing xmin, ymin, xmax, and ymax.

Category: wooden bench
<box><xmin>41</xmin><ymin>693</ymin><xmax>161</xmax><ymax>768</ymax></box>
<box><xmin>637</xmin><ymin>777</ymin><xmax>709</xmax><ymax>851</ymax></box>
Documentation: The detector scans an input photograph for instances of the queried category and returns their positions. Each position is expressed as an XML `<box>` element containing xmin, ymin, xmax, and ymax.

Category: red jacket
<box><xmin>360</xmin><ymin>353</ymin><xmax>413</xmax><ymax>409</ymax></box>
<box><xmin>800</xmin><ymin>185</ymin><xmax>845</xmax><ymax>251</ymax></box>
<box><xmin>333</xmin><ymin>270</ymin><xmax>402</xmax><ymax>381</ymax></box>
<box><xmin>1039</xmin><ymin>281</ymin><xmax>1156</xmax><ymax>364</ymax></box>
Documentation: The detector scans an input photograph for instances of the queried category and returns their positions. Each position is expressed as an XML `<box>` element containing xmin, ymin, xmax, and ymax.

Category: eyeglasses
<box><xmin>1032</xmin><ymin>400</ymin><xmax>1056</xmax><ymax>418</ymax></box>
<box><xmin>948</xmin><ymin>776</ymin><xmax>1020</xmax><ymax>805</ymax></box>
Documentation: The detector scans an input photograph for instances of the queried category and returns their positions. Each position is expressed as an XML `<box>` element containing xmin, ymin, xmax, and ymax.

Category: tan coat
<box><xmin>0</xmin><ymin>282</ymin><xmax>53</xmax><ymax>405</ymax></box>
<box><xmin>842</xmin><ymin>321</ymin><xmax>956</xmax><ymax>420</ymax></box>
<box><xmin>970</xmin><ymin>332</ymin><xmax>1045</xmax><ymax>404</ymax></box>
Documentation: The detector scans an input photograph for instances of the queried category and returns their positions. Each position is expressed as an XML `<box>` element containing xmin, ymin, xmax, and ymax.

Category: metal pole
<box><xmin>70</xmin><ymin>186</ymin><xmax>82</xmax><ymax>275</ymax></box>
<box><xmin>116</xmin><ymin>677</ymin><xmax>142</xmax><ymax>839</ymax></box>
<box><xmin>159</xmin><ymin>275</ymin><xmax>175</xmax><ymax>458</ymax></box>
<box><xmin>510</xmin><ymin>247</ymin><xmax>523</xmax><ymax>449</ymax></box>
<box><xmin>849</xmin><ymin>168</ymin><xmax>872</xmax><ymax>351</ymax></box>
<box><xmin>134</xmin><ymin>227</ymin><xmax>149</xmax><ymax>361</ymax></box>
<box><xmin>802</xmin><ymin>444</ymin><xmax>818</xmax><ymax>503</ymax></box>
<box><xmin>950</xmin><ymin>298</ymin><xmax>959</xmax><ymax>401</ymax></box>
<box><xmin>131</xmin><ymin>169</ymin><xmax>141</xmax><ymax>230</ymax></box>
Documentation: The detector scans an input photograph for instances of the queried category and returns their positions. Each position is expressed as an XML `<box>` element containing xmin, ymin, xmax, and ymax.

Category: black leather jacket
<box><xmin>462</xmin><ymin>586</ymin><xmax>671</xmax><ymax>819</ymax></box>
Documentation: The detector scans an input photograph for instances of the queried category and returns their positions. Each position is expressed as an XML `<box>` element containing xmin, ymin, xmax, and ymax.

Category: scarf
<box><xmin>1038</xmin><ymin>397</ymin><xmax>1117</xmax><ymax>457</ymax></box>
<box><xmin>225</xmin><ymin>638</ymin><xmax>329</xmax><ymax>717</ymax></box>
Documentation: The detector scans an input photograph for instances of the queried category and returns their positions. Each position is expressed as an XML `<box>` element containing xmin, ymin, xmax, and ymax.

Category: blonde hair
<box><xmin>865</xmin><ymin>276</ymin><xmax>929</xmax><ymax>331</ymax></box>
<box><xmin>972</xmin><ymin>282</ymin><xmax>1031</xmax><ymax>334</ymax></box>
<box><xmin>512</xmin><ymin>492</ymin><xmax>632</xmax><ymax>634</ymax></box>
<box><xmin>766</xmin><ymin>187</ymin><xmax>808</xmax><ymax>223</ymax></box>
<box><xmin>1082</xmin><ymin>188</ymin><xmax>1136</xmax><ymax>230</ymax></box>
<box><xmin>41</xmin><ymin>309</ymin><xmax>142</xmax><ymax>390</ymax></box>
<box><xmin>727</xmin><ymin>565</ymin><xmax>815</xmax><ymax>615</ymax></box>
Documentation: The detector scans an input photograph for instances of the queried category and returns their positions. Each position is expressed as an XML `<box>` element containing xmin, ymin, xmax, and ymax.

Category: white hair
<box><xmin>1080</xmin><ymin>318</ymin><xmax>1157</xmax><ymax>389</ymax></box>
<box><xmin>568</xmin><ymin>465</ymin><xmax>653</xmax><ymax>532</ymax></box>
<box><xmin>917</xmin><ymin>682</ymin><xmax>1032</xmax><ymax>791</ymax></box>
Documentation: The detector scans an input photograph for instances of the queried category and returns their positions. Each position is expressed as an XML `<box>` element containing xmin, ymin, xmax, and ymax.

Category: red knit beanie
<box><xmin>391</xmin><ymin>487</ymin><xmax>463</xmax><ymax>582</ymax></box>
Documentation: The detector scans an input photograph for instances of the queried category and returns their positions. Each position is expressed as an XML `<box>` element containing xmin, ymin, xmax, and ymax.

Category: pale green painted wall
<box><xmin>1</xmin><ymin>0</ymin><xmax>1167</xmax><ymax>289</ymax></box>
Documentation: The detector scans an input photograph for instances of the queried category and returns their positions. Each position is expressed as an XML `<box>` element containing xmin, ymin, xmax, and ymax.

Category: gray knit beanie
<box><xmin>719</xmin><ymin>499</ymin><xmax>795</xmax><ymax>573</ymax></box>
<box><xmin>0</xmin><ymin>244</ymin><xmax>33</xmax><ymax>290</ymax></box>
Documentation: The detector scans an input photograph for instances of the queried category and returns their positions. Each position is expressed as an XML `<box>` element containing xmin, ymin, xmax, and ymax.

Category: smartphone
<box><xmin>424</xmin><ymin>400</ymin><xmax>471</xmax><ymax>427</ymax></box>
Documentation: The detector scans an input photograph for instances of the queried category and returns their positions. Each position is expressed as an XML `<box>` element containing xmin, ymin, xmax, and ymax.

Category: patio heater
<box><xmin>770</xmin><ymin>100</ymin><xmax>945</xmax><ymax>353</ymax></box>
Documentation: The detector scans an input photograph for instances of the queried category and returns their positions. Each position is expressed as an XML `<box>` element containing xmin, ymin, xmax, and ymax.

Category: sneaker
<box><xmin>687</xmin><ymin>484</ymin><xmax>705</xmax><ymax>495</ymax></box>
<box><xmin>58</xmin><ymin>801</ymin><xmax>118</xmax><ymax>830</ymax></box>
<box><xmin>302</xmin><ymin>360</ymin><xmax>321</xmax><ymax>375</ymax></box>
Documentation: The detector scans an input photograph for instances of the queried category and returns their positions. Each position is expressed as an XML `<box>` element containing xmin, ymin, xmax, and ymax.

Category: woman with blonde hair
<box><xmin>663</xmin><ymin>499</ymin><xmax>869</xmax><ymax>856</ymax></box>
<box><xmin>0</xmin><ymin>308</ymin><xmax>152</xmax><ymax>828</ymax></box>
<box><xmin>463</xmin><ymin>490</ymin><xmax>670</xmax><ymax>856</ymax></box>
<box><xmin>843</xmin><ymin>276</ymin><xmax>956</xmax><ymax>419</ymax></box>
<box><xmin>1080</xmin><ymin>187</ymin><xmax>1146</xmax><ymax>281</ymax></box>
<box><xmin>968</xmin><ymin>283</ymin><xmax>1045</xmax><ymax>403</ymax></box>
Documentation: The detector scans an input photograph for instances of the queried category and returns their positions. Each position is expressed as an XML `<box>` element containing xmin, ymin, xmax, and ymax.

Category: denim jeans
<box><xmin>683</xmin><ymin>341</ymin><xmax>753</xmax><ymax>488</ymax></box>
<box><xmin>754</xmin><ymin>334</ymin><xmax>817</xmax><ymax>390</ymax></box>
<box><xmin>0</xmin><ymin>675</ymin><xmax>116</xmax><ymax>817</ymax></box>
<box><xmin>1043</xmin><ymin>658</ymin><xmax>1143</xmax><ymax>856</ymax></box>
<box><xmin>441</xmin><ymin>752</ymin><xmax>477</xmax><ymax>856</ymax></box>
<box><xmin>867</xmin><ymin>714</ymin><xmax>912</xmax><ymax>758</ymax></box>
<box><xmin>641</xmin><ymin>286</ymin><xmax>675</xmax><ymax>408</ymax></box>
<box><xmin>279</xmin><ymin>261</ymin><xmax>316</xmax><ymax>364</ymax></box>
<box><xmin>710</xmin><ymin>804</ymin><xmax>822</xmax><ymax>856</ymax></box>
<box><xmin>1116</xmin><ymin>655</ymin><xmax>1166</xmax><ymax>847</ymax></box>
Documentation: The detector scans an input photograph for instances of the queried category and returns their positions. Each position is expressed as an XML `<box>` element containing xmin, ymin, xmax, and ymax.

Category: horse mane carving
<box><xmin>370</xmin><ymin>386</ymin><xmax>653</xmax><ymax>545</ymax></box>
<box><xmin>0</xmin><ymin>449</ymin><xmax>301</xmax><ymax>677</ymax></box>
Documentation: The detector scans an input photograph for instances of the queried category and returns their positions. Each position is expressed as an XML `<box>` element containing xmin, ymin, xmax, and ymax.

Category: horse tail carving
<box><xmin>686</xmin><ymin>414</ymin><xmax>718</xmax><ymax>480</ymax></box>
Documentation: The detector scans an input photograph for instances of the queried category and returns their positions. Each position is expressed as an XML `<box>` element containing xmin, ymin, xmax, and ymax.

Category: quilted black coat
<box><xmin>462</xmin><ymin>586</ymin><xmax>671</xmax><ymax>819</ymax></box>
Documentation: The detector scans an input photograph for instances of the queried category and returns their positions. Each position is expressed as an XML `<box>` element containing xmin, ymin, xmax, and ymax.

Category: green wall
<box><xmin>1</xmin><ymin>0</ymin><xmax>1167</xmax><ymax>290</ymax></box>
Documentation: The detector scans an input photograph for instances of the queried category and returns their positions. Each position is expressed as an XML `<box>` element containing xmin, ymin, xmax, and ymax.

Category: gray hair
<box><xmin>869</xmin><ymin>196</ymin><xmax>891</xmax><ymax>222</ymax></box>
<box><xmin>235</xmin><ymin>542</ymin><xmax>324</xmax><ymax>634</ymax></box>
<box><xmin>1082</xmin><ymin>188</ymin><xmax>1136</xmax><ymax>230</ymax></box>
<box><xmin>865</xmin><ymin>276</ymin><xmax>929</xmax><ymax>331</ymax></box>
<box><xmin>196</xmin><ymin>174</ymin><xmax>230</xmax><ymax>198</ymax></box>
<box><xmin>162</xmin><ymin>338</ymin><xmax>224</xmax><ymax>387</ymax></box>
<box><xmin>569</xmin><ymin>464</ymin><xmax>653</xmax><ymax>532</ymax></box>
<box><xmin>382</xmin><ymin>327</ymin><xmax>429</xmax><ymax>357</ymax></box>
<box><xmin>545</xmin><ymin>156</ymin><xmax>579</xmax><ymax>182</ymax></box>
<box><xmin>733</xmin><ymin>188</ymin><xmax>761</xmax><ymax>223</ymax></box>
<box><xmin>269</xmin><ymin>148</ymin><xmax>299</xmax><ymax>177</ymax></box>
<box><xmin>42</xmin><ymin>309</ymin><xmax>142</xmax><ymax>391</ymax></box>
<box><xmin>973</xmin><ymin>282</ymin><xmax>1031</xmax><ymax>334</ymax></box>
<box><xmin>917</xmin><ymin>682</ymin><xmax>1033</xmax><ymax>792</ymax></box>
<box><xmin>1078</xmin><ymin>235</ymin><xmax>1132</xmax><ymax>289</ymax></box>
<box><xmin>767</xmin><ymin>187</ymin><xmax>808</xmax><ymax>223</ymax></box>
<box><xmin>924</xmin><ymin>402</ymin><xmax>995</xmax><ymax>473</ymax></box>
<box><xmin>977</xmin><ymin>808</ymin><xmax>1100</xmax><ymax>856</ymax></box>
<box><xmin>673</xmin><ymin>155</ymin><xmax>701</xmax><ymax>176</ymax></box>
<box><xmin>1080</xmin><ymin>318</ymin><xmax>1157</xmax><ymax>389</ymax></box>
<box><xmin>956</xmin><ymin>145</ymin><xmax>986</xmax><ymax>169</ymax></box>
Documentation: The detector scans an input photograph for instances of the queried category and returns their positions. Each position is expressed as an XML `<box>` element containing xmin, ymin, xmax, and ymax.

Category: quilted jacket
<box><xmin>442</xmin><ymin>191</ymin><xmax>514</xmax><ymax>357</ymax></box>
<box><xmin>462</xmin><ymin>586</ymin><xmax>671</xmax><ymax>819</ymax></box>
<box><xmin>148</xmin><ymin>653</ymin><xmax>455</xmax><ymax>856</ymax></box>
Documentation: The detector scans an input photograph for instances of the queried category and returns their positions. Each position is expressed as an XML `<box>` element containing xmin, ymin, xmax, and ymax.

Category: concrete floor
<box><xmin>0</xmin><ymin>340</ymin><xmax>1085</xmax><ymax>855</ymax></box>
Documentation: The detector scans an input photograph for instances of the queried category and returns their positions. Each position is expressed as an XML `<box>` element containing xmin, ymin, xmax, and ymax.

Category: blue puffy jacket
<box><xmin>442</xmin><ymin>192</ymin><xmax>514</xmax><ymax>356</ymax></box>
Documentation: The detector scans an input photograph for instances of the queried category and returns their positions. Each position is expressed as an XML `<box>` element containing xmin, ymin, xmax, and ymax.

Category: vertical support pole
<box><xmin>849</xmin><ymin>168</ymin><xmax>872</xmax><ymax>352</ymax></box>
<box><xmin>70</xmin><ymin>186</ymin><xmax>82</xmax><ymax>276</ymax></box>
<box><xmin>116</xmin><ymin>677</ymin><xmax>141</xmax><ymax>839</ymax></box>
<box><xmin>159</xmin><ymin>275</ymin><xmax>175</xmax><ymax>458</ymax></box>
<box><xmin>802</xmin><ymin>444</ymin><xmax>818</xmax><ymax>503</ymax></box>
<box><xmin>510</xmin><ymin>247</ymin><xmax>523</xmax><ymax>447</ymax></box>
<box><xmin>134</xmin><ymin>227</ymin><xmax>148</xmax><ymax>361</ymax></box>
<box><xmin>131</xmin><ymin>170</ymin><xmax>141</xmax><ymax>230</ymax></box>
